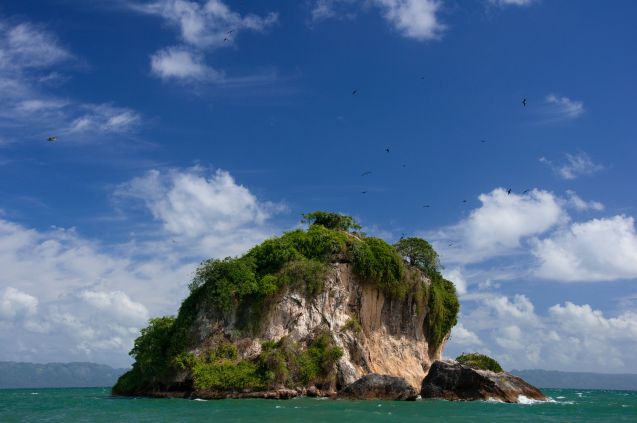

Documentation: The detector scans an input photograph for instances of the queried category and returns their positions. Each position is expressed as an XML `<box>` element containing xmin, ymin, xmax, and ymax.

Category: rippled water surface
<box><xmin>1</xmin><ymin>387</ymin><xmax>635</xmax><ymax>422</ymax></box>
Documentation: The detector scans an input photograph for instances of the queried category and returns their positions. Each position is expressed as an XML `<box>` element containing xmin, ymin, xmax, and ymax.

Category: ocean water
<box><xmin>0</xmin><ymin>388</ymin><xmax>635</xmax><ymax>422</ymax></box>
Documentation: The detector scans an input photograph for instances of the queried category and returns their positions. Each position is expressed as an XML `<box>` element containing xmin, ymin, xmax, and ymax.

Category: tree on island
<box><xmin>302</xmin><ymin>211</ymin><xmax>362</xmax><ymax>232</ymax></box>
<box><xmin>394</xmin><ymin>237</ymin><xmax>440</xmax><ymax>276</ymax></box>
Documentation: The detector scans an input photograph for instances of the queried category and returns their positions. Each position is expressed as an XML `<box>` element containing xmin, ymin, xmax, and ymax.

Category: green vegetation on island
<box><xmin>113</xmin><ymin>212</ymin><xmax>459</xmax><ymax>395</ymax></box>
<box><xmin>456</xmin><ymin>353</ymin><xmax>504</xmax><ymax>373</ymax></box>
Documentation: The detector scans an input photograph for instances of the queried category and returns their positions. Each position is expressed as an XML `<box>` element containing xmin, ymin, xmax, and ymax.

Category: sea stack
<box><xmin>113</xmin><ymin>212</ymin><xmax>459</xmax><ymax>399</ymax></box>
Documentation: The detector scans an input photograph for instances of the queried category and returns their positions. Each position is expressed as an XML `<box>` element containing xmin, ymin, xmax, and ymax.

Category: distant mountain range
<box><xmin>511</xmin><ymin>369</ymin><xmax>637</xmax><ymax>391</ymax></box>
<box><xmin>0</xmin><ymin>362</ymin><xmax>128</xmax><ymax>389</ymax></box>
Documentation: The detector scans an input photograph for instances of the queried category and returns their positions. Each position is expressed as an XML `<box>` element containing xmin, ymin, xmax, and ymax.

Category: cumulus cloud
<box><xmin>532</xmin><ymin>215</ymin><xmax>637</xmax><ymax>282</ymax></box>
<box><xmin>449</xmin><ymin>322</ymin><xmax>483</xmax><ymax>348</ymax></box>
<box><xmin>309</xmin><ymin>0</ymin><xmax>445</xmax><ymax>40</ymax></box>
<box><xmin>0</xmin><ymin>166</ymin><xmax>283</xmax><ymax>366</ymax></box>
<box><xmin>446</xmin><ymin>294</ymin><xmax>637</xmax><ymax>372</ymax></box>
<box><xmin>373</xmin><ymin>0</ymin><xmax>445</xmax><ymax>40</ymax></box>
<box><xmin>150</xmin><ymin>46</ymin><xmax>222</xmax><ymax>81</ymax></box>
<box><xmin>0</xmin><ymin>287</ymin><xmax>38</xmax><ymax>320</ymax></box>
<box><xmin>428</xmin><ymin>188</ymin><xmax>566</xmax><ymax>264</ymax></box>
<box><xmin>540</xmin><ymin>152</ymin><xmax>603</xmax><ymax>180</ymax></box>
<box><xmin>115</xmin><ymin>167</ymin><xmax>284</xmax><ymax>256</ymax></box>
<box><xmin>443</xmin><ymin>267</ymin><xmax>467</xmax><ymax>295</ymax></box>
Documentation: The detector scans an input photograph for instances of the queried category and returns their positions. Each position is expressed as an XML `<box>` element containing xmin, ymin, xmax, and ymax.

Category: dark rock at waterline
<box><xmin>421</xmin><ymin>360</ymin><xmax>546</xmax><ymax>403</ymax></box>
<box><xmin>338</xmin><ymin>373</ymin><xmax>418</xmax><ymax>401</ymax></box>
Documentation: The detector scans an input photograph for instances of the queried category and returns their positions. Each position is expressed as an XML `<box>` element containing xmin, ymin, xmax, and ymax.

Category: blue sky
<box><xmin>1</xmin><ymin>0</ymin><xmax>636</xmax><ymax>371</ymax></box>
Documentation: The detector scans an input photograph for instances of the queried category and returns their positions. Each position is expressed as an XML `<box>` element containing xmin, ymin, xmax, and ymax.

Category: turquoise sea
<box><xmin>0</xmin><ymin>387</ymin><xmax>635</xmax><ymax>422</ymax></box>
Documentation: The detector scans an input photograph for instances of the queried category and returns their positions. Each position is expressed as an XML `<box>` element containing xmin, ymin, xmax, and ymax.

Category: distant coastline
<box><xmin>0</xmin><ymin>362</ymin><xmax>128</xmax><ymax>389</ymax></box>
<box><xmin>511</xmin><ymin>369</ymin><xmax>637</xmax><ymax>391</ymax></box>
<box><xmin>2</xmin><ymin>361</ymin><xmax>635</xmax><ymax>391</ymax></box>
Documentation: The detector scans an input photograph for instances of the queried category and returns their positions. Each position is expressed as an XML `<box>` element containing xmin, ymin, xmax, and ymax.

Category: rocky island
<box><xmin>113</xmin><ymin>212</ymin><xmax>544</xmax><ymax>403</ymax></box>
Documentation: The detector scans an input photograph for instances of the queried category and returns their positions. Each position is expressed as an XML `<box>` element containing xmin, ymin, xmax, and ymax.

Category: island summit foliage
<box><xmin>456</xmin><ymin>353</ymin><xmax>504</xmax><ymax>373</ymax></box>
<box><xmin>113</xmin><ymin>212</ymin><xmax>459</xmax><ymax>395</ymax></box>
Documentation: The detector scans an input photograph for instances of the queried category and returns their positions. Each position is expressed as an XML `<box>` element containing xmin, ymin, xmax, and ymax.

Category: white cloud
<box><xmin>69</xmin><ymin>104</ymin><xmax>141</xmax><ymax>134</ymax></box>
<box><xmin>0</xmin><ymin>22</ymin><xmax>72</xmax><ymax>71</ymax></box>
<box><xmin>150</xmin><ymin>46</ymin><xmax>223</xmax><ymax>81</ymax></box>
<box><xmin>0</xmin><ymin>287</ymin><xmax>38</xmax><ymax>320</ymax></box>
<box><xmin>132</xmin><ymin>0</ymin><xmax>278</xmax><ymax>83</ymax></box>
<box><xmin>532</xmin><ymin>215</ymin><xmax>637</xmax><ymax>282</ymax></box>
<box><xmin>542</xmin><ymin>152</ymin><xmax>603</xmax><ymax>180</ymax></box>
<box><xmin>490</xmin><ymin>0</ymin><xmax>536</xmax><ymax>6</ymax></box>
<box><xmin>115</xmin><ymin>167</ymin><xmax>283</xmax><ymax>253</ymax></box>
<box><xmin>133</xmin><ymin>0</ymin><xmax>278</xmax><ymax>48</ymax></box>
<box><xmin>0</xmin><ymin>166</ymin><xmax>283</xmax><ymax>366</ymax></box>
<box><xmin>449</xmin><ymin>322</ymin><xmax>483</xmax><ymax>347</ymax></box>
<box><xmin>0</xmin><ymin>18</ymin><xmax>142</xmax><ymax>145</ymax></box>
<box><xmin>310</xmin><ymin>0</ymin><xmax>358</xmax><ymax>21</ymax></box>
<box><xmin>447</xmin><ymin>294</ymin><xmax>637</xmax><ymax>372</ymax></box>
<box><xmin>443</xmin><ymin>267</ymin><xmax>467</xmax><ymax>295</ymax></box>
<box><xmin>565</xmin><ymin>190</ymin><xmax>604</xmax><ymax>212</ymax></box>
<box><xmin>545</xmin><ymin>94</ymin><xmax>585</xmax><ymax>120</ymax></box>
<box><xmin>309</xmin><ymin>0</ymin><xmax>445</xmax><ymax>40</ymax></box>
<box><xmin>373</xmin><ymin>0</ymin><xmax>445</xmax><ymax>40</ymax></box>
<box><xmin>428</xmin><ymin>188</ymin><xmax>566</xmax><ymax>264</ymax></box>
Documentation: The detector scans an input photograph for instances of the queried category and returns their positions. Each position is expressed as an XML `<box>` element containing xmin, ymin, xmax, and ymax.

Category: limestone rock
<box><xmin>421</xmin><ymin>360</ymin><xmax>547</xmax><ymax>403</ymax></box>
<box><xmin>338</xmin><ymin>373</ymin><xmax>418</xmax><ymax>400</ymax></box>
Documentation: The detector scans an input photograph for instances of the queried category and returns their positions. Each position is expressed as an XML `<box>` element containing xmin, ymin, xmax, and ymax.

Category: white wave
<box><xmin>556</xmin><ymin>396</ymin><xmax>565</xmax><ymax>399</ymax></box>
<box><xmin>193</xmin><ymin>398</ymin><xmax>207</xmax><ymax>402</ymax></box>
<box><xmin>517</xmin><ymin>395</ymin><xmax>555</xmax><ymax>405</ymax></box>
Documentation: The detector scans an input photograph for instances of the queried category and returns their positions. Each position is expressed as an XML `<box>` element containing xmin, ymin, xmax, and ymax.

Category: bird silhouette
<box><xmin>227</xmin><ymin>30</ymin><xmax>234</xmax><ymax>34</ymax></box>
<box><xmin>352</xmin><ymin>90</ymin><xmax>358</xmax><ymax>95</ymax></box>
<box><xmin>507</xmin><ymin>188</ymin><xmax>512</xmax><ymax>195</ymax></box>
<box><xmin>522</xmin><ymin>189</ymin><xmax>531</xmax><ymax>194</ymax></box>
<box><xmin>462</xmin><ymin>199</ymin><xmax>467</xmax><ymax>203</ymax></box>
<box><xmin>385</xmin><ymin>148</ymin><xmax>390</xmax><ymax>153</ymax></box>
<box><xmin>361</xmin><ymin>171</ymin><xmax>372</xmax><ymax>176</ymax></box>
<box><xmin>47</xmin><ymin>136</ymin><xmax>57</xmax><ymax>142</ymax></box>
<box><xmin>480</xmin><ymin>139</ymin><xmax>487</xmax><ymax>143</ymax></box>
<box><xmin>522</xmin><ymin>98</ymin><xmax>527</xmax><ymax>107</ymax></box>
<box><xmin>423</xmin><ymin>204</ymin><xmax>431</xmax><ymax>208</ymax></box>
<box><xmin>224</xmin><ymin>37</ymin><xmax>229</xmax><ymax>42</ymax></box>
<box><xmin>361</xmin><ymin>191</ymin><xmax>367</xmax><ymax>194</ymax></box>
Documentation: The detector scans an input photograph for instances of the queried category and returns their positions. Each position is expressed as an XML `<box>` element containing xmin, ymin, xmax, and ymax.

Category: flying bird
<box><xmin>224</xmin><ymin>37</ymin><xmax>229</xmax><ymax>42</ymax></box>
<box><xmin>423</xmin><ymin>204</ymin><xmax>431</xmax><ymax>208</ymax></box>
<box><xmin>227</xmin><ymin>30</ymin><xmax>234</xmax><ymax>34</ymax></box>
<box><xmin>385</xmin><ymin>148</ymin><xmax>390</xmax><ymax>153</ymax></box>
<box><xmin>352</xmin><ymin>90</ymin><xmax>358</xmax><ymax>95</ymax></box>
<box><xmin>522</xmin><ymin>98</ymin><xmax>527</xmax><ymax>107</ymax></box>
<box><xmin>480</xmin><ymin>139</ymin><xmax>487</xmax><ymax>143</ymax></box>
<box><xmin>507</xmin><ymin>188</ymin><xmax>512</xmax><ymax>195</ymax></box>
<box><xmin>47</xmin><ymin>136</ymin><xmax>57</xmax><ymax>142</ymax></box>
<box><xmin>462</xmin><ymin>199</ymin><xmax>467</xmax><ymax>203</ymax></box>
<box><xmin>522</xmin><ymin>189</ymin><xmax>531</xmax><ymax>194</ymax></box>
<box><xmin>361</xmin><ymin>171</ymin><xmax>372</xmax><ymax>176</ymax></box>
<box><xmin>361</xmin><ymin>191</ymin><xmax>367</xmax><ymax>194</ymax></box>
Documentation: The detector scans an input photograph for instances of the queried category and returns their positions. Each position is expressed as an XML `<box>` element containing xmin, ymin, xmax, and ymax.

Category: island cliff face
<box><xmin>113</xmin><ymin>213</ymin><xmax>459</xmax><ymax>399</ymax></box>
<box><xmin>192</xmin><ymin>263</ymin><xmax>439</xmax><ymax>391</ymax></box>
